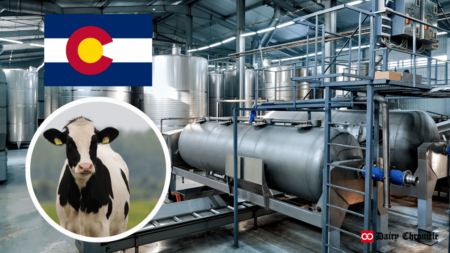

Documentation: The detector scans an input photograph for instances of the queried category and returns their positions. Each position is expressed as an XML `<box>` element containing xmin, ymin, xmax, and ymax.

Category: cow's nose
<box><xmin>79</xmin><ymin>163</ymin><xmax>93</xmax><ymax>171</ymax></box>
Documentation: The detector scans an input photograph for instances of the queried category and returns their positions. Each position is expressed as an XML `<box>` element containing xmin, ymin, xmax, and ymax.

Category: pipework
<box><xmin>355</xmin><ymin>95</ymin><xmax>391</xmax><ymax>208</ymax></box>
<box><xmin>361</xmin><ymin>166</ymin><xmax>419</xmax><ymax>187</ymax></box>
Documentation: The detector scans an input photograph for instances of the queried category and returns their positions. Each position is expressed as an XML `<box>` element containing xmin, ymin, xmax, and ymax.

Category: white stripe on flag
<box><xmin>45</xmin><ymin>39</ymin><xmax>68</xmax><ymax>63</ymax></box>
<box><xmin>44</xmin><ymin>38</ymin><xmax>153</xmax><ymax>63</ymax></box>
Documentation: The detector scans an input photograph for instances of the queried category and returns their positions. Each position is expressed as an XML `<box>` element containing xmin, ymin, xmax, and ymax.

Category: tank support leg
<box><xmin>328</xmin><ymin>229</ymin><xmax>340</xmax><ymax>253</ymax></box>
<box><xmin>417</xmin><ymin>198</ymin><xmax>438</xmax><ymax>245</ymax></box>
<box><xmin>377</xmin><ymin>181</ymin><xmax>394</xmax><ymax>252</ymax></box>
<box><xmin>418</xmin><ymin>198</ymin><xmax>432</xmax><ymax>229</ymax></box>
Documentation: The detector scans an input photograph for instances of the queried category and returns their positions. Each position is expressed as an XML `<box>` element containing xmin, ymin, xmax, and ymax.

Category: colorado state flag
<box><xmin>45</xmin><ymin>14</ymin><xmax>152</xmax><ymax>86</ymax></box>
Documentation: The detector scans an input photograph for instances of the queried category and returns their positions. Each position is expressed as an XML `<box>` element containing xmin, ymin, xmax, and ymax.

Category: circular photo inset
<box><xmin>25</xmin><ymin>97</ymin><xmax>170</xmax><ymax>242</ymax></box>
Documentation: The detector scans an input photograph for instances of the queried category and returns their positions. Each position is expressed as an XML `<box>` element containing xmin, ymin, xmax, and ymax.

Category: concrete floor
<box><xmin>1</xmin><ymin>149</ymin><xmax>449</xmax><ymax>253</ymax></box>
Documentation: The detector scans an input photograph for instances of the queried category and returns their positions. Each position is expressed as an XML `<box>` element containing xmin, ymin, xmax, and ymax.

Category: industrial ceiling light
<box><xmin>198</xmin><ymin>46</ymin><xmax>209</xmax><ymax>50</ymax></box>
<box><xmin>30</xmin><ymin>43</ymin><xmax>44</xmax><ymax>48</ymax></box>
<box><xmin>240</xmin><ymin>32</ymin><xmax>256</xmax><ymax>37</ymax></box>
<box><xmin>276</xmin><ymin>21</ymin><xmax>295</xmax><ymax>28</ymax></box>
<box><xmin>339</xmin><ymin>45</ymin><xmax>370</xmax><ymax>51</ymax></box>
<box><xmin>257</xmin><ymin>27</ymin><xmax>276</xmax><ymax>33</ymax></box>
<box><xmin>437</xmin><ymin>32</ymin><xmax>448</xmax><ymax>35</ymax></box>
<box><xmin>222</xmin><ymin>37</ymin><xmax>236</xmax><ymax>43</ymax></box>
<box><xmin>0</xmin><ymin>38</ymin><xmax>23</xmax><ymax>44</ymax></box>
<box><xmin>187</xmin><ymin>49</ymin><xmax>198</xmax><ymax>52</ymax></box>
<box><xmin>347</xmin><ymin>1</ymin><xmax>363</xmax><ymax>5</ymax></box>
<box><xmin>209</xmin><ymin>42</ymin><xmax>222</xmax><ymax>47</ymax></box>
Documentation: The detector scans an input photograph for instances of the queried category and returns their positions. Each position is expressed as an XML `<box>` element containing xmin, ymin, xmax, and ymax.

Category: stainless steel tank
<box><xmin>264</xmin><ymin>110</ymin><xmax>440</xmax><ymax>173</ymax></box>
<box><xmin>5</xmin><ymin>69</ymin><xmax>38</xmax><ymax>148</ymax></box>
<box><xmin>178</xmin><ymin>121</ymin><xmax>363</xmax><ymax>201</ymax></box>
<box><xmin>131</xmin><ymin>86</ymin><xmax>144</xmax><ymax>111</ymax></box>
<box><xmin>145</xmin><ymin>52</ymin><xmax>208</xmax><ymax>132</ymax></box>
<box><xmin>58</xmin><ymin>86</ymin><xmax>131</xmax><ymax>107</ymax></box>
<box><xmin>222</xmin><ymin>69</ymin><xmax>238</xmax><ymax>116</ymax></box>
<box><xmin>209</xmin><ymin>72</ymin><xmax>224</xmax><ymax>117</ymax></box>
<box><xmin>221</xmin><ymin>68</ymin><xmax>256</xmax><ymax>117</ymax></box>
<box><xmin>44</xmin><ymin>86</ymin><xmax>60</xmax><ymax>118</ymax></box>
<box><xmin>258</xmin><ymin>66</ymin><xmax>320</xmax><ymax>101</ymax></box>
<box><xmin>44</xmin><ymin>86</ymin><xmax>51</xmax><ymax>118</ymax></box>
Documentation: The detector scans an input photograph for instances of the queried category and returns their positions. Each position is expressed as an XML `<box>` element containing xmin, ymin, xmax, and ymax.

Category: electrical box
<box><xmin>392</xmin><ymin>0</ymin><xmax>422</xmax><ymax>38</ymax></box>
<box><xmin>421</xmin><ymin>0</ymin><xmax>438</xmax><ymax>43</ymax></box>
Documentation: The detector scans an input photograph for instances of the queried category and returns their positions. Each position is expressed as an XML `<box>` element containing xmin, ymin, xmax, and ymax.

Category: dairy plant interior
<box><xmin>3</xmin><ymin>0</ymin><xmax>450</xmax><ymax>252</ymax></box>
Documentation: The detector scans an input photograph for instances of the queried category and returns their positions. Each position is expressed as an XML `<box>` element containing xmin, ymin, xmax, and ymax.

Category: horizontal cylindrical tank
<box><xmin>59</xmin><ymin>86</ymin><xmax>132</xmax><ymax>107</ymax></box>
<box><xmin>5</xmin><ymin>69</ymin><xmax>38</xmax><ymax>148</ymax></box>
<box><xmin>209</xmin><ymin>72</ymin><xmax>223</xmax><ymax>117</ymax></box>
<box><xmin>264</xmin><ymin>110</ymin><xmax>440</xmax><ymax>173</ymax></box>
<box><xmin>145</xmin><ymin>53</ymin><xmax>208</xmax><ymax>131</ymax></box>
<box><xmin>178</xmin><ymin>121</ymin><xmax>363</xmax><ymax>201</ymax></box>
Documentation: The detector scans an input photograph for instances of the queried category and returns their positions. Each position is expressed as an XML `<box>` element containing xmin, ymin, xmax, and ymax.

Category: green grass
<box><xmin>41</xmin><ymin>203</ymin><xmax>59</xmax><ymax>224</ymax></box>
<box><xmin>127</xmin><ymin>200</ymin><xmax>157</xmax><ymax>230</ymax></box>
<box><xmin>40</xmin><ymin>200</ymin><xmax>158</xmax><ymax>231</ymax></box>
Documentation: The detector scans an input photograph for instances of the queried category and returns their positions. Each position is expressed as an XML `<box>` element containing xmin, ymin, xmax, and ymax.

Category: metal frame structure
<box><xmin>227</xmin><ymin>4</ymin><xmax>450</xmax><ymax>253</ymax></box>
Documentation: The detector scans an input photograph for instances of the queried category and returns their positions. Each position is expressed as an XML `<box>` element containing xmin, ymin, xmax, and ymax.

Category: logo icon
<box><xmin>361</xmin><ymin>230</ymin><xmax>374</xmax><ymax>243</ymax></box>
<box><xmin>44</xmin><ymin>14</ymin><xmax>153</xmax><ymax>86</ymax></box>
<box><xmin>66</xmin><ymin>26</ymin><xmax>113</xmax><ymax>75</ymax></box>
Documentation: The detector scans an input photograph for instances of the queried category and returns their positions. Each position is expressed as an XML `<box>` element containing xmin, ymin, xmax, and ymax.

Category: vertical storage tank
<box><xmin>58</xmin><ymin>86</ymin><xmax>132</xmax><ymax>107</ymax></box>
<box><xmin>222</xmin><ymin>69</ymin><xmax>238</xmax><ymax>116</ymax></box>
<box><xmin>258</xmin><ymin>66</ymin><xmax>319</xmax><ymax>101</ymax></box>
<box><xmin>209</xmin><ymin>72</ymin><xmax>224</xmax><ymax>117</ymax></box>
<box><xmin>44</xmin><ymin>86</ymin><xmax>61</xmax><ymax>118</ymax></box>
<box><xmin>144</xmin><ymin>52</ymin><xmax>208</xmax><ymax>132</ymax></box>
<box><xmin>221</xmin><ymin>68</ymin><xmax>256</xmax><ymax>117</ymax></box>
<box><xmin>5</xmin><ymin>69</ymin><xmax>38</xmax><ymax>148</ymax></box>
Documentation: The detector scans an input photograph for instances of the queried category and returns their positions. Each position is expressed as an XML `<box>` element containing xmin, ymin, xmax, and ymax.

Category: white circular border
<box><xmin>25</xmin><ymin>97</ymin><xmax>172</xmax><ymax>243</ymax></box>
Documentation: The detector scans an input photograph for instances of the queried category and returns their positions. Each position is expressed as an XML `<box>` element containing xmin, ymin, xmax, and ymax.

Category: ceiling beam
<box><xmin>223</xmin><ymin>1</ymin><xmax>266</xmax><ymax>19</ymax></box>
<box><xmin>0</xmin><ymin>51</ymin><xmax>43</xmax><ymax>60</ymax></box>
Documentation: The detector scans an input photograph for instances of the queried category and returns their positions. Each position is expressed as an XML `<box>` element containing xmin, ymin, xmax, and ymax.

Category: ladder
<box><xmin>321</xmin><ymin>85</ymin><xmax>379</xmax><ymax>253</ymax></box>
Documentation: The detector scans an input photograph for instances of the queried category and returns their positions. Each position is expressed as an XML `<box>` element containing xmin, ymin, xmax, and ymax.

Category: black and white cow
<box><xmin>43</xmin><ymin>117</ymin><xmax>130</xmax><ymax>237</ymax></box>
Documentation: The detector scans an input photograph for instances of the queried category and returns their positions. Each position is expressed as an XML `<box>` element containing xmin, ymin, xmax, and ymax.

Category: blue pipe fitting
<box><xmin>362</xmin><ymin>166</ymin><xmax>417</xmax><ymax>187</ymax></box>
<box><xmin>362</xmin><ymin>166</ymin><xmax>383</xmax><ymax>182</ymax></box>
<box><xmin>390</xmin><ymin>169</ymin><xmax>405</xmax><ymax>186</ymax></box>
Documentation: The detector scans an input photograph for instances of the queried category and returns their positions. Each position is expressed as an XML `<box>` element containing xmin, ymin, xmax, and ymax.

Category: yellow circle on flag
<box><xmin>78</xmin><ymin>38</ymin><xmax>103</xmax><ymax>63</ymax></box>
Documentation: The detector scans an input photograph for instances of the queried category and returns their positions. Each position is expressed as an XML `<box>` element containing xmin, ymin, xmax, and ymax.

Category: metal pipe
<box><xmin>381</xmin><ymin>102</ymin><xmax>391</xmax><ymax>208</ymax></box>
<box><xmin>356</xmin><ymin>95</ymin><xmax>391</xmax><ymax>208</ymax></box>
<box><xmin>260</xmin><ymin>6</ymin><xmax>282</xmax><ymax>47</ymax></box>
<box><xmin>236</xmin><ymin>0</ymin><xmax>246</xmax><ymax>117</ymax></box>
<box><xmin>185</xmin><ymin>15</ymin><xmax>193</xmax><ymax>53</ymax></box>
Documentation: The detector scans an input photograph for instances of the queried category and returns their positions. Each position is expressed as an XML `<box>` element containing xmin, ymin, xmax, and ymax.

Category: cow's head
<box><xmin>43</xmin><ymin>117</ymin><xmax>119</xmax><ymax>178</ymax></box>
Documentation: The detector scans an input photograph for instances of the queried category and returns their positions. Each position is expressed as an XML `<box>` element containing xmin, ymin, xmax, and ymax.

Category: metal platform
<box><xmin>76</xmin><ymin>195</ymin><xmax>273</xmax><ymax>253</ymax></box>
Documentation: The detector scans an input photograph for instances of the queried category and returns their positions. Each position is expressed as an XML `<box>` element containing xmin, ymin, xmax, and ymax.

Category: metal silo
<box><xmin>221</xmin><ymin>68</ymin><xmax>256</xmax><ymax>117</ymax></box>
<box><xmin>58</xmin><ymin>86</ymin><xmax>132</xmax><ymax>107</ymax></box>
<box><xmin>209</xmin><ymin>72</ymin><xmax>224</xmax><ymax>117</ymax></box>
<box><xmin>258</xmin><ymin>66</ymin><xmax>318</xmax><ymax>101</ymax></box>
<box><xmin>5</xmin><ymin>69</ymin><xmax>38</xmax><ymax>148</ymax></box>
<box><xmin>44</xmin><ymin>86</ymin><xmax>61</xmax><ymax>118</ymax></box>
<box><xmin>222</xmin><ymin>69</ymin><xmax>238</xmax><ymax>117</ymax></box>
<box><xmin>44</xmin><ymin>87</ymin><xmax>51</xmax><ymax>118</ymax></box>
<box><xmin>144</xmin><ymin>51</ymin><xmax>208</xmax><ymax>132</ymax></box>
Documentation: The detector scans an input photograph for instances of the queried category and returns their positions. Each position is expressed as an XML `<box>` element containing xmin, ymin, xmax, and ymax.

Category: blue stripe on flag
<box><xmin>45</xmin><ymin>63</ymin><xmax>152</xmax><ymax>86</ymax></box>
<box><xmin>45</xmin><ymin>14</ymin><xmax>152</xmax><ymax>39</ymax></box>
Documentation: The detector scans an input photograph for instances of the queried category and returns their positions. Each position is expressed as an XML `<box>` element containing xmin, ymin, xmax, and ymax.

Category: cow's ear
<box><xmin>43</xmin><ymin>129</ymin><xmax>66</xmax><ymax>146</ymax></box>
<box><xmin>97</xmin><ymin>127</ymin><xmax>119</xmax><ymax>144</ymax></box>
